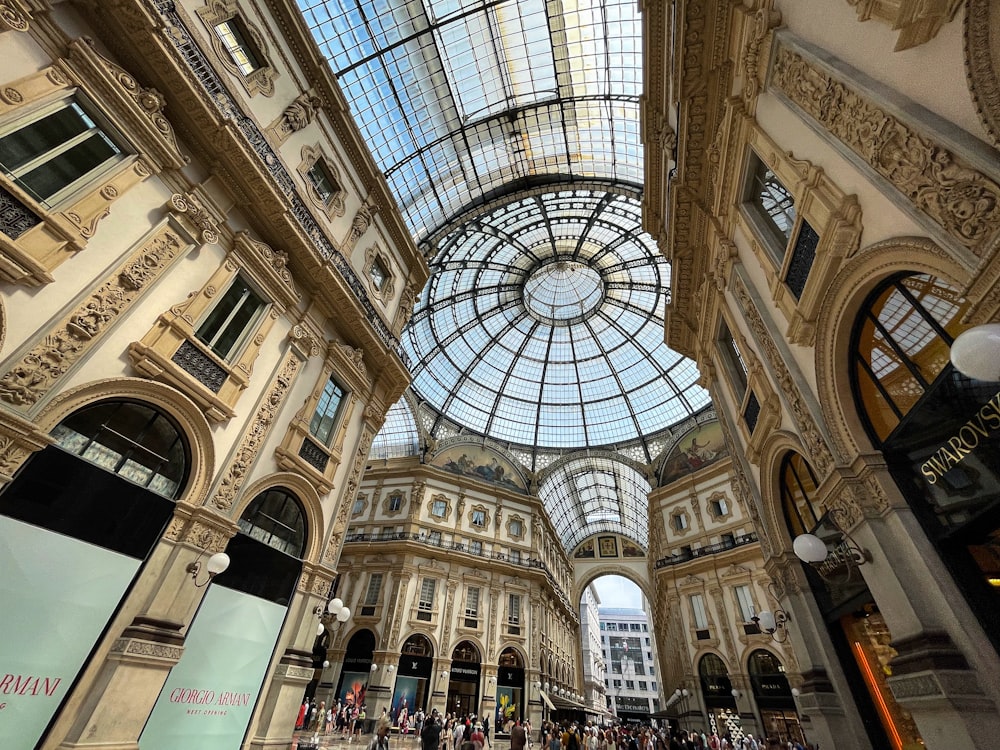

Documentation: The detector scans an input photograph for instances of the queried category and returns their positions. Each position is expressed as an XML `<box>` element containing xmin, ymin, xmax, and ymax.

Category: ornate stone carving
<box><xmin>733</xmin><ymin>273</ymin><xmax>836</xmax><ymax>474</ymax></box>
<box><xmin>0</xmin><ymin>230</ymin><xmax>184</xmax><ymax>408</ymax></box>
<box><xmin>715</xmin><ymin>401</ymin><xmax>773</xmax><ymax>558</ymax></box>
<box><xmin>0</xmin><ymin>2</ymin><xmax>30</xmax><ymax>32</ymax></box>
<box><xmin>845</xmin><ymin>0</ymin><xmax>961</xmax><ymax>51</ymax></box>
<box><xmin>196</xmin><ymin>0</ymin><xmax>277</xmax><ymax>97</ymax></box>
<box><xmin>345</xmin><ymin>199</ymin><xmax>377</xmax><ymax>253</ymax></box>
<box><xmin>965</xmin><ymin>0</ymin><xmax>1000</xmax><ymax>148</ymax></box>
<box><xmin>741</xmin><ymin>8</ymin><xmax>781</xmax><ymax>104</ymax></box>
<box><xmin>210</xmin><ymin>353</ymin><xmax>300</xmax><ymax>510</ymax></box>
<box><xmin>101</xmin><ymin>53</ymin><xmax>181</xmax><ymax>157</ymax></box>
<box><xmin>282</xmin><ymin>91</ymin><xmax>322</xmax><ymax>133</ymax></box>
<box><xmin>163</xmin><ymin>516</ymin><xmax>231</xmax><ymax>553</ymax></box>
<box><xmin>323</xmin><ymin>426</ymin><xmax>376</xmax><ymax>563</ymax></box>
<box><xmin>110</xmin><ymin>638</ymin><xmax>183</xmax><ymax>661</ymax></box>
<box><xmin>288</xmin><ymin>324</ymin><xmax>321</xmax><ymax>359</ymax></box>
<box><xmin>772</xmin><ymin>42</ymin><xmax>1000</xmax><ymax>259</ymax></box>
<box><xmin>170</xmin><ymin>192</ymin><xmax>220</xmax><ymax>244</ymax></box>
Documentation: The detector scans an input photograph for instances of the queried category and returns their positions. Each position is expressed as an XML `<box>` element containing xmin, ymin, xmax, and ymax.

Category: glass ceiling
<box><xmin>403</xmin><ymin>189</ymin><xmax>709</xmax><ymax>451</ymax></box>
<box><xmin>298</xmin><ymin>0</ymin><xmax>642</xmax><ymax>240</ymax></box>
<box><xmin>303</xmin><ymin>0</ymin><xmax>713</xmax><ymax>549</ymax></box>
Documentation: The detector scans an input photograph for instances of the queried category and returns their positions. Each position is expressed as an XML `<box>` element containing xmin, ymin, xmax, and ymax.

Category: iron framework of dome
<box><xmin>404</xmin><ymin>189</ymin><xmax>709</xmax><ymax>454</ymax></box>
<box><xmin>299</xmin><ymin>0</ymin><xmax>713</xmax><ymax>548</ymax></box>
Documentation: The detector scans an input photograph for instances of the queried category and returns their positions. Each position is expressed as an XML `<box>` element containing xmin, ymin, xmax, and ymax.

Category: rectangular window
<box><xmin>691</xmin><ymin>594</ymin><xmax>708</xmax><ymax>630</ymax></box>
<box><xmin>613</xmin><ymin>680</ymin><xmax>621</xmax><ymax>689</ymax></box>
<box><xmin>428</xmin><ymin>530</ymin><xmax>442</xmax><ymax>545</ymax></box>
<box><xmin>508</xmin><ymin>593</ymin><xmax>521</xmax><ymax>625</ymax></box>
<box><xmin>363</xmin><ymin>573</ymin><xmax>383</xmax><ymax>606</ymax></box>
<box><xmin>214</xmin><ymin>17</ymin><xmax>263</xmax><ymax>75</ymax></box>
<box><xmin>649</xmin><ymin>667</ymin><xmax>655</xmax><ymax>676</ymax></box>
<box><xmin>388</xmin><ymin>494</ymin><xmax>402</xmax><ymax>512</ymax></box>
<box><xmin>307</xmin><ymin>159</ymin><xmax>339</xmax><ymax>204</ymax></box>
<box><xmin>471</xmin><ymin>509</ymin><xmax>486</xmax><ymax>527</ymax></box>
<box><xmin>369</xmin><ymin>257</ymin><xmax>389</xmax><ymax>291</ymax></box>
<box><xmin>644</xmin><ymin>637</ymin><xmax>650</xmax><ymax>645</ymax></box>
<box><xmin>309</xmin><ymin>374</ymin><xmax>345</xmax><ymax>445</ymax></box>
<box><xmin>465</xmin><ymin>586</ymin><xmax>480</xmax><ymax>627</ymax></box>
<box><xmin>735</xmin><ymin>584</ymin><xmax>755</xmax><ymax>623</ymax></box>
<box><xmin>625</xmin><ymin>680</ymin><xmax>635</xmax><ymax>690</ymax></box>
<box><xmin>745</xmin><ymin>151</ymin><xmax>796</xmax><ymax>261</ymax></box>
<box><xmin>470</xmin><ymin>540</ymin><xmax>483</xmax><ymax>555</ymax></box>
<box><xmin>638</xmin><ymin>681</ymin><xmax>647</xmax><ymax>691</ymax></box>
<box><xmin>509</xmin><ymin>519</ymin><xmax>523</xmax><ymax>536</ymax></box>
<box><xmin>195</xmin><ymin>276</ymin><xmax>266</xmax><ymax>361</ymax></box>
<box><xmin>0</xmin><ymin>100</ymin><xmax>126</xmax><ymax>206</ymax></box>
<box><xmin>352</xmin><ymin>497</ymin><xmax>365</xmax><ymax>515</ymax></box>
<box><xmin>431</xmin><ymin>499</ymin><xmax>447</xmax><ymax>517</ymax></box>
<box><xmin>651</xmin><ymin>682</ymin><xmax>657</xmax><ymax>690</ymax></box>
<box><xmin>711</xmin><ymin>497</ymin><xmax>729</xmax><ymax>517</ymax></box>
<box><xmin>509</xmin><ymin>549</ymin><xmax>521</xmax><ymax>564</ymax></box>
<box><xmin>718</xmin><ymin>319</ymin><xmax>749</xmax><ymax>395</ymax></box>
<box><xmin>418</xmin><ymin>578</ymin><xmax>436</xmax><ymax>613</ymax></box>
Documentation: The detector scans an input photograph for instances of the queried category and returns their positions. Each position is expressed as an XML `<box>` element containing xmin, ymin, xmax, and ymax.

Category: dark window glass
<box><xmin>718</xmin><ymin>319</ymin><xmax>748</xmax><ymax>394</ymax></box>
<box><xmin>308</xmin><ymin>160</ymin><xmax>339</xmax><ymax>203</ymax></box>
<box><xmin>310</xmin><ymin>375</ymin><xmax>345</xmax><ymax>444</ymax></box>
<box><xmin>779</xmin><ymin>452</ymin><xmax>822</xmax><ymax>537</ymax></box>
<box><xmin>238</xmin><ymin>487</ymin><xmax>307</xmax><ymax>558</ymax></box>
<box><xmin>0</xmin><ymin>102</ymin><xmax>124</xmax><ymax>204</ymax></box>
<box><xmin>50</xmin><ymin>400</ymin><xmax>188</xmax><ymax>499</ymax></box>
<box><xmin>745</xmin><ymin>152</ymin><xmax>796</xmax><ymax>258</ymax></box>
<box><xmin>195</xmin><ymin>276</ymin><xmax>266</xmax><ymax>360</ymax></box>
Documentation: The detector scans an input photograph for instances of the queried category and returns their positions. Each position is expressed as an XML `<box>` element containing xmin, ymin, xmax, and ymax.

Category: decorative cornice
<box><xmin>770</xmin><ymin>35</ymin><xmax>1000</xmax><ymax>269</ymax></box>
<box><xmin>965</xmin><ymin>0</ymin><xmax>1000</xmax><ymax>148</ymax></box>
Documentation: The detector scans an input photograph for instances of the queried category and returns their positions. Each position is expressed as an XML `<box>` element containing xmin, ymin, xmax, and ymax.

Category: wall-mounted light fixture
<box><xmin>488</xmin><ymin>675</ymin><xmax>497</xmax><ymax>685</ymax></box>
<box><xmin>370</xmin><ymin>663</ymin><xmax>379</xmax><ymax>673</ymax></box>
<box><xmin>950</xmin><ymin>324</ymin><xmax>1000</xmax><ymax>381</ymax></box>
<box><xmin>730</xmin><ymin>688</ymin><xmax>742</xmax><ymax>699</ymax></box>
<box><xmin>440</xmin><ymin>670</ymin><xmax>449</xmax><ymax>680</ymax></box>
<box><xmin>792</xmin><ymin>508</ymin><xmax>871</xmax><ymax>584</ymax></box>
<box><xmin>186</xmin><ymin>551</ymin><xmax>230</xmax><ymax>588</ymax></box>
<box><xmin>386</xmin><ymin>664</ymin><xmax>395</xmax><ymax>673</ymax></box>
<box><xmin>323</xmin><ymin>660</ymin><xmax>331</xmax><ymax>669</ymax></box>
<box><xmin>314</xmin><ymin>597</ymin><xmax>352</xmax><ymax>623</ymax></box>
<box><xmin>751</xmin><ymin>608</ymin><xmax>790</xmax><ymax>643</ymax></box>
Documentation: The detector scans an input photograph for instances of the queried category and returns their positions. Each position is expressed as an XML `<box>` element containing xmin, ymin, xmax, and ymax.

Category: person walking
<box><xmin>369</xmin><ymin>717</ymin><xmax>392</xmax><ymax>750</ymax></box>
<box><xmin>510</xmin><ymin>720</ymin><xmax>528</xmax><ymax>750</ymax></box>
<box><xmin>422</xmin><ymin>713</ymin><xmax>443</xmax><ymax>750</ymax></box>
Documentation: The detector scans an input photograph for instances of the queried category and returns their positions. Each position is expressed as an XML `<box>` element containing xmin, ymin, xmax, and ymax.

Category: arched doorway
<box><xmin>698</xmin><ymin>654</ymin><xmax>741</xmax><ymax>739</ymax></box>
<box><xmin>747</xmin><ymin>650</ymin><xmax>802</xmax><ymax>743</ymax></box>
<box><xmin>337</xmin><ymin>630</ymin><xmax>377</xmax><ymax>707</ymax></box>
<box><xmin>393</xmin><ymin>634</ymin><xmax>434</xmax><ymax>719</ymax></box>
<box><xmin>496</xmin><ymin>647</ymin><xmax>525</xmax><ymax>729</ymax></box>
<box><xmin>143</xmin><ymin>485</ymin><xmax>310</xmax><ymax>746</ymax></box>
<box><xmin>448</xmin><ymin>640</ymin><xmax>481</xmax><ymax>718</ymax></box>
<box><xmin>0</xmin><ymin>400</ymin><xmax>190</xmax><ymax>749</ymax></box>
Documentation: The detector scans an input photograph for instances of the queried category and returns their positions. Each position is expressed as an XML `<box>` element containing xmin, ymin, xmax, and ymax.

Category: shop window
<box><xmin>50</xmin><ymin>400</ymin><xmax>188</xmax><ymax>501</ymax></box>
<box><xmin>237</xmin><ymin>487</ymin><xmax>307</xmax><ymax>558</ymax></box>
<box><xmin>0</xmin><ymin>99</ymin><xmax>127</xmax><ymax>208</ymax></box>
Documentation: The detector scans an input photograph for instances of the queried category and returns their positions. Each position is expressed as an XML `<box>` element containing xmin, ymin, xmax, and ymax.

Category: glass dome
<box><xmin>403</xmin><ymin>189</ymin><xmax>709</xmax><ymax>451</ymax></box>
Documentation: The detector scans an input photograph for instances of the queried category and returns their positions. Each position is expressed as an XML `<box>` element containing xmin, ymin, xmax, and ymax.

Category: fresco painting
<box><xmin>660</xmin><ymin>421</ymin><xmax>728</xmax><ymax>484</ymax></box>
<box><xmin>431</xmin><ymin>444</ymin><xmax>527</xmax><ymax>491</ymax></box>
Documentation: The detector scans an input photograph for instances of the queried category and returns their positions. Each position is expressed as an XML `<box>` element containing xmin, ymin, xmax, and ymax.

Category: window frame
<box><xmin>194</xmin><ymin>273</ymin><xmax>268</xmax><ymax>363</ymax></box>
<box><xmin>308</xmin><ymin>373</ymin><xmax>347</xmax><ymax>446</ymax></box>
<box><xmin>197</xmin><ymin>0</ymin><xmax>277</xmax><ymax>97</ymax></box>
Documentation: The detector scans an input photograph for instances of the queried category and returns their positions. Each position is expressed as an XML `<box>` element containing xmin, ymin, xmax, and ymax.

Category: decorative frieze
<box><xmin>210</xmin><ymin>351</ymin><xmax>301</xmax><ymax>511</ymax></box>
<box><xmin>965</xmin><ymin>0</ymin><xmax>1000</xmax><ymax>148</ymax></box>
<box><xmin>0</xmin><ymin>228</ymin><xmax>185</xmax><ymax>409</ymax></box>
<box><xmin>770</xmin><ymin>39</ymin><xmax>1000</xmax><ymax>264</ymax></box>
<box><xmin>733</xmin><ymin>272</ymin><xmax>836</xmax><ymax>475</ymax></box>
<box><xmin>323</xmin><ymin>426</ymin><xmax>376</xmax><ymax>563</ymax></box>
<box><xmin>0</xmin><ymin>1</ymin><xmax>30</xmax><ymax>32</ymax></box>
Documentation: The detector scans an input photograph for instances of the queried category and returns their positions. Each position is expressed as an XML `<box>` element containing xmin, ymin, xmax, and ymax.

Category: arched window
<box><xmin>748</xmin><ymin>649</ymin><xmax>785</xmax><ymax>677</ymax></box>
<box><xmin>452</xmin><ymin>640</ymin><xmax>480</xmax><ymax>663</ymax></box>
<box><xmin>779</xmin><ymin>452</ymin><xmax>823</xmax><ymax>537</ymax></box>
<box><xmin>698</xmin><ymin>653</ymin><xmax>728</xmax><ymax>677</ymax></box>
<box><xmin>51</xmin><ymin>400</ymin><xmax>188</xmax><ymax>499</ymax></box>
<box><xmin>238</xmin><ymin>487</ymin><xmax>307</xmax><ymax>558</ymax></box>
<box><xmin>499</xmin><ymin>647</ymin><xmax>523</xmax><ymax>668</ymax></box>
<box><xmin>402</xmin><ymin>634</ymin><xmax>433</xmax><ymax>657</ymax></box>
<box><xmin>851</xmin><ymin>273</ymin><xmax>968</xmax><ymax>443</ymax></box>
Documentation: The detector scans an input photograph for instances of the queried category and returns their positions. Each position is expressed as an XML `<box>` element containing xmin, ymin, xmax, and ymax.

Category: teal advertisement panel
<box><xmin>0</xmin><ymin>515</ymin><xmax>140</xmax><ymax>750</ymax></box>
<box><xmin>140</xmin><ymin>585</ymin><xmax>286</xmax><ymax>750</ymax></box>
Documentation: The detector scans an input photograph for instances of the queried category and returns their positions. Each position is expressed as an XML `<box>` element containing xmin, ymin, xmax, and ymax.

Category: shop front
<box><xmin>747</xmin><ymin>650</ymin><xmax>802</xmax><ymax>744</ymax></box>
<box><xmin>698</xmin><ymin>654</ymin><xmax>743</xmax><ymax>741</ymax></box>
<box><xmin>448</xmin><ymin>641</ymin><xmax>481</xmax><ymax>718</ymax></box>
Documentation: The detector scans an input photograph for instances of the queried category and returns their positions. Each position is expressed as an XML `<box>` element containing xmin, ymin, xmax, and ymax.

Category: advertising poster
<box><xmin>496</xmin><ymin>687</ymin><xmax>516</xmax><ymax>725</ymax></box>
<box><xmin>0</xmin><ymin>516</ymin><xmax>140</xmax><ymax>750</ymax></box>
<box><xmin>391</xmin><ymin>676</ymin><xmax>418</xmax><ymax>719</ymax></box>
<box><xmin>339</xmin><ymin>671</ymin><xmax>370</xmax><ymax>707</ymax></box>
<box><xmin>140</xmin><ymin>584</ymin><xmax>286</xmax><ymax>750</ymax></box>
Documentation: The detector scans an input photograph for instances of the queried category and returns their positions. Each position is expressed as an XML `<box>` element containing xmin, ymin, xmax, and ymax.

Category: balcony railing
<box><xmin>653</xmin><ymin>532</ymin><xmax>758</xmax><ymax>569</ymax></box>
<box><xmin>343</xmin><ymin>531</ymin><xmax>572</xmax><ymax>607</ymax></box>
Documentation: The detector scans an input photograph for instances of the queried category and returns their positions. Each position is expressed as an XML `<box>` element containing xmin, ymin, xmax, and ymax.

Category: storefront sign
<box><xmin>450</xmin><ymin>665</ymin><xmax>480</xmax><ymax>682</ymax></box>
<box><xmin>140</xmin><ymin>584</ymin><xmax>286</xmax><ymax>750</ymax></box>
<box><xmin>920</xmin><ymin>390</ymin><xmax>1000</xmax><ymax>484</ymax></box>
<box><xmin>0</xmin><ymin>516</ymin><xmax>139</xmax><ymax>750</ymax></box>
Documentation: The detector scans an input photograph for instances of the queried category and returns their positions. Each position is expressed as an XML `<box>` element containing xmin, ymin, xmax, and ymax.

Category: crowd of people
<box><xmin>295</xmin><ymin>703</ymin><xmax>814</xmax><ymax>750</ymax></box>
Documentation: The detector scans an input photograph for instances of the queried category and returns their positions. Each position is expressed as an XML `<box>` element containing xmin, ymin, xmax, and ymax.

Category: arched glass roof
<box><xmin>370</xmin><ymin>398</ymin><xmax>421</xmax><ymax>459</ymax></box>
<box><xmin>403</xmin><ymin>189</ymin><xmax>708</xmax><ymax>451</ymax></box>
<box><xmin>538</xmin><ymin>455</ymin><xmax>651</xmax><ymax>551</ymax></box>
<box><xmin>298</xmin><ymin>0</ymin><xmax>642</xmax><ymax>239</ymax></box>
